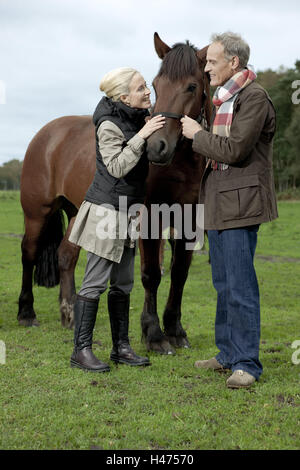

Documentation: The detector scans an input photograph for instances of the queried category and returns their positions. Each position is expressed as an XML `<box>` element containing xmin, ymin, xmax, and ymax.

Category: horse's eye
<box><xmin>187</xmin><ymin>84</ymin><xmax>197</xmax><ymax>93</ymax></box>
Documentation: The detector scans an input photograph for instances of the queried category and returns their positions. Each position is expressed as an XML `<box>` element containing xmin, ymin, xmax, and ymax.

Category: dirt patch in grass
<box><xmin>0</xmin><ymin>233</ymin><xmax>22</xmax><ymax>238</ymax></box>
<box><xmin>256</xmin><ymin>255</ymin><xmax>300</xmax><ymax>263</ymax></box>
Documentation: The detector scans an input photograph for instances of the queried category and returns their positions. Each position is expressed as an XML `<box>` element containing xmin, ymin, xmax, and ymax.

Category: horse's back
<box><xmin>21</xmin><ymin>115</ymin><xmax>96</xmax><ymax>211</ymax></box>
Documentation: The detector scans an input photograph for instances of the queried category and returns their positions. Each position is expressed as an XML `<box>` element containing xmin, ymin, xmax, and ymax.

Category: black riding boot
<box><xmin>70</xmin><ymin>295</ymin><xmax>110</xmax><ymax>372</ymax></box>
<box><xmin>108</xmin><ymin>290</ymin><xmax>150</xmax><ymax>366</ymax></box>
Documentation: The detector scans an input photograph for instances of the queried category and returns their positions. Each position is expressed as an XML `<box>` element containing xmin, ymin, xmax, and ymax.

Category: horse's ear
<box><xmin>154</xmin><ymin>32</ymin><xmax>171</xmax><ymax>59</ymax></box>
<box><xmin>197</xmin><ymin>45</ymin><xmax>209</xmax><ymax>64</ymax></box>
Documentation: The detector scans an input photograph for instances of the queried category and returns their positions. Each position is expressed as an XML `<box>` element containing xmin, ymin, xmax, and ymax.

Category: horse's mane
<box><xmin>158</xmin><ymin>41</ymin><xmax>199</xmax><ymax>81</ymax></box>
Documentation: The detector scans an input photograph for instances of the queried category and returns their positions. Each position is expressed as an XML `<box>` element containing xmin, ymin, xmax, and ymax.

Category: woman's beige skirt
<box><xmin>69</xmin><ymin>200</ymin><xmax>134</xmax><ymax>263</ymax></box>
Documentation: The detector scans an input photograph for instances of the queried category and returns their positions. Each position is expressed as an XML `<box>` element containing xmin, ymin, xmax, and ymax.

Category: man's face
<box><xmin>204</xmin><ymin>42</ymin><xmax>235</xmax><ymax>87</ymax></box>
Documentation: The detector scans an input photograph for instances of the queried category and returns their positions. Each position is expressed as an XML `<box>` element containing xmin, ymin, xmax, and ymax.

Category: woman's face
<box><xmin>124</xmin><ymin>73</ymin><xmax>151</xmax><ymax>109</ymax></box>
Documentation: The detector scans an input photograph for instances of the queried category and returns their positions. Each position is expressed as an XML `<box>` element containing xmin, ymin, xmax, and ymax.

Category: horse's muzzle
<box><xmin>146</xmin><ymin>138</ymin><xmax>175</xmax><ymax>166</ymax></box>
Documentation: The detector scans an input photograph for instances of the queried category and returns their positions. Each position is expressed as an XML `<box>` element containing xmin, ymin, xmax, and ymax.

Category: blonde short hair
<box><xmin>99</xmin><ymin>67</ymin><xmax>139</xmax><ymax>101</ymax></box>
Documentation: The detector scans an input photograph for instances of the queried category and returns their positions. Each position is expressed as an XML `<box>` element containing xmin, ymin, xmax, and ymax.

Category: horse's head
<box><xmin>147</xmin><ymin>33</ymin><xmax>210</xmax><ymax>165</ymax></box>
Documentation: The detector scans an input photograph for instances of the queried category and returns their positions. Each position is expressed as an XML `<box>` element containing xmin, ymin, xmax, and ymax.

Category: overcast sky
<box><xmin>0</xmin><ymin>0</ymin><xmax>299</xmax><ymax>165</ymax></box>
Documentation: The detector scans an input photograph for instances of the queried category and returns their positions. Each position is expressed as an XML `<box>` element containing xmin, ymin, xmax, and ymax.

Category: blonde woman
<box><xmin>69</xmin><ymin>68</ymin><xmax>165</xmax><ymax>372</ymax></box>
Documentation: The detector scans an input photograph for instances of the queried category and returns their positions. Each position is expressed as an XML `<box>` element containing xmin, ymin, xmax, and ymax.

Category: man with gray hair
<box><xmin>181</xmin><ymin>32</ymin><xmax>277</xmax><ymax>388</ymax></box>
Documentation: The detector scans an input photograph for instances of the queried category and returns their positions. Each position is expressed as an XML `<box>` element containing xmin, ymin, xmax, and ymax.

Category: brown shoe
<box><xmin>194</xmin><ymin>357</ymin><xmax>228</xmax><ymax>370</ymax></box>
<box><xmin>226</xmin><ymin>370</ymin><xmax>256</xmax><ymax>389</ymax></box>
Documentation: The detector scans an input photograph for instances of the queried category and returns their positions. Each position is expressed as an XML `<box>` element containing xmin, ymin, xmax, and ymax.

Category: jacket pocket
<box><xmin>218</xmin><ymin>174</ymin><xmax>262</xmax><ymax>222</ymax></box>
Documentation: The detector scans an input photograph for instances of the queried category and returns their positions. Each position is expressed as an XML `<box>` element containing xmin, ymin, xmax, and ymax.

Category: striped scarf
<box><xmin>211</xmin><ymin>67</ymin><xmax>256</xmax><ymax>170</ymax></box>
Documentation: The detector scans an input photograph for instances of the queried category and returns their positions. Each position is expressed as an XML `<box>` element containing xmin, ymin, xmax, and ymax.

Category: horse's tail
<box><xmin>34</xmin><ymin>209</ymin><xmax>65</xmax><ymax>288</ymax></box>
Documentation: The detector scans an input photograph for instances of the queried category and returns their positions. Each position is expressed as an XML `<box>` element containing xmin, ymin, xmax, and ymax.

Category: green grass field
<box><xmin>0</xmin><ymin>191</ymin><xmax>300</xmax><ymax>450</ymax></box>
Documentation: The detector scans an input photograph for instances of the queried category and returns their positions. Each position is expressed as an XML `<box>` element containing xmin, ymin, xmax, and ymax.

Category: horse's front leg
<box><xmin>163</xmin><ymin>238</ymin><xmax>193</xmax><ymax>349</ymax></box>
<box><xmin>140</xmin><ymin>238</ymin><xmax>175</xmax><ymax>355</ymax></box>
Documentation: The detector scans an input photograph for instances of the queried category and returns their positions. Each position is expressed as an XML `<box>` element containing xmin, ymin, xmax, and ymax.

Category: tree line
<box><xmin>256</xmin><ymin>60</ymin><xmax>300</xmax><ymax>191</ymax></box>
<box><xmin>0</xmin><ymin>61</ymin><xmax>299</xmax><ymax>191</ymax></box>
<box><xmin>0</xmin><ymin>159</ymin><xmax>23</xmax><ymax>190</ymax></box>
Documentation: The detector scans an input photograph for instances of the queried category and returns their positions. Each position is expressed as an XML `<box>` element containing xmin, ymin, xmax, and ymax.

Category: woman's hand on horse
<box><xmin>138</xmin><ymin>115</ymin><xmax>165</xmax><ymax>139</ymax></box>
<box><xmin>181</xmin><ymin>115</ymin><xmax>202</xmax><ymax>140</ymax></box>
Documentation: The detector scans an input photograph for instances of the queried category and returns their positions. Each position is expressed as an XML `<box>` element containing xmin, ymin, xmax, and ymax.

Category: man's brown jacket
<box><xmin>192</xmin><ymin>81</ymin><xmax>278</xmax><ymax>230</ymax></box>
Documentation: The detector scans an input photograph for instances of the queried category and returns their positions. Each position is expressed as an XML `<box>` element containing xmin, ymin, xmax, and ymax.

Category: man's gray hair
<box><xmin>211</xmin><ymin>32</ymin><xmax>250</xmax><ymax>69</ymax></box>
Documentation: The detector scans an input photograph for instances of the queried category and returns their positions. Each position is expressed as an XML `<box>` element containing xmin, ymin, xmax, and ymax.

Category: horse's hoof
<box><xmin>60</xmin><ymin>299</ymin><xmax>74</xmax><ymax>329</ymax></box>
<box><xmin>61</xmin><ymin>318</ymin><xmax>74</xmax><ymax>329</ymax></box>
<box><xmin>166</xmin><ymin>335</ymin><xmax>191</xmax><ymax>349</ymax></box>
<box><xmin>147</xmin><ymin>340</ymin><xmax>176</xmax><ymax>355</ymax></box>
<box><xmin>18</xmin><ymin>317</ymin><xmax>40</xmax><ymax>327</ymax></box>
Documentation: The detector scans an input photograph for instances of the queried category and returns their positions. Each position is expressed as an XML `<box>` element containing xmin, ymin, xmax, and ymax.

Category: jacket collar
<box><xmin>93</xmin><ymin>96</ymin><xmax>149</xmax><ymax>126</ymax></box>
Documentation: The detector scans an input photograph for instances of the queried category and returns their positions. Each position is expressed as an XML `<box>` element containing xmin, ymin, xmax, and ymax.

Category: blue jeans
<box><xmin>207</xmin><ymin>226</ymin><xmax>262</xmax><ymax>379</ymax></box>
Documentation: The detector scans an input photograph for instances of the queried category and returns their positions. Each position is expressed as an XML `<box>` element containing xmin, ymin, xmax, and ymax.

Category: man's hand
<box><xmin>181</xmin><ymin>115</ymin><xmax>202</xmax><ymax>140</ymax></box>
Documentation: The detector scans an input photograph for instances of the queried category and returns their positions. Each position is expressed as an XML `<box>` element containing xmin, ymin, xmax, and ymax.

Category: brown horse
<box><xmin>19</xmin><ymin>116</ymin><xmax>95</xmax><ymax>327</ymax></box>
<box><xmin>139</xmin><ymin>34</ymin><xmax>211</xmax><ymax>354</ymax></box>
<box><xmin>18</xmin><ymin>33</ymin><xmax>210</xmax><ymax>352</ymax></box>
